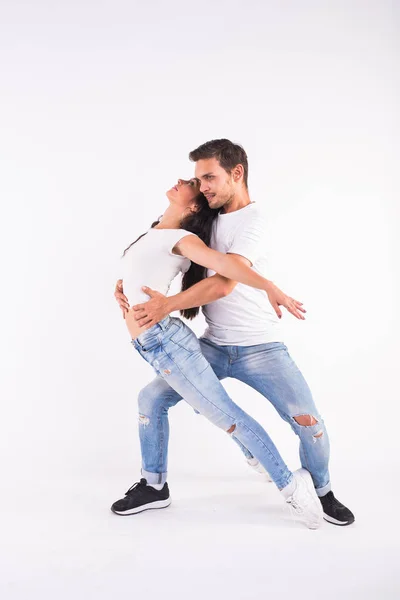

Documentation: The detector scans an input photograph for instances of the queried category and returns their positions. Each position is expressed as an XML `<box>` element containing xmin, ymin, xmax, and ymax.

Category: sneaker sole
<box><xmin>111</xmin><ymin>498</ymin><xmax>171</xmax><ymax>516</ymax></box>
<box><xmin>323</xmin><ymin>512</ymin><xmax>355</xmax><ymax>526</ymax></box>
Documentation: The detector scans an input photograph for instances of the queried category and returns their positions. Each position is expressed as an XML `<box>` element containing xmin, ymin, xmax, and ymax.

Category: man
<box><xmin>114</xmin><ymin>139</ymin><xmax>354</xmax><ymax>526</ymax></box>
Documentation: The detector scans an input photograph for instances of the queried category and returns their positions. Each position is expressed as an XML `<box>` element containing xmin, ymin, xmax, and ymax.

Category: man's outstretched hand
<box><xmin>266</xmin><ymin>282</ymin><xmax>306</xmax><ymax>320</ymax></box>
<box><xmin>114</xmin><ymin>279</ymin><xmax>130</xmax><ymax>319</ymax></box>
<box><xmin>131</xmin><ymin>287</ymin><xmax>170</xmax><ymax>328</ymax></box>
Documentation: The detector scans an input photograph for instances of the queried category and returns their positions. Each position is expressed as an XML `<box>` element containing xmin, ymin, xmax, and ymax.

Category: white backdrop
<box><xmin>1</xmin><ymin>1</ymin><xmax>398</xmax><ymax>599</ymax></box>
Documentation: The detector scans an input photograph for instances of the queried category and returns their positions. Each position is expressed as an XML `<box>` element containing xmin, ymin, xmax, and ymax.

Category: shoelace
<box><xmin>125</xmin><ymin>478</ymin><xmax>147</xmax><ymax>496</ymax></box>
<box><xmin>287</xmin><ymin>497</ymin><xmax>304</xmax><ymax>514</ymax></box>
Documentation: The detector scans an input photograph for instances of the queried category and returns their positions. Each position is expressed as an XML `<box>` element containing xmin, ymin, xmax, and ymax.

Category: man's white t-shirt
<box><xmin>202</xmin><ymin>202</ymin><xmax>283</xmax><ymax>346</ymax></box>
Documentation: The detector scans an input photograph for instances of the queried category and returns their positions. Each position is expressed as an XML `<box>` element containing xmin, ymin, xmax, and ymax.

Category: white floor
<box><xmin>2</xmin><ymin>464</ymin><xmax>399</xmax><ymax>600</ymax></box>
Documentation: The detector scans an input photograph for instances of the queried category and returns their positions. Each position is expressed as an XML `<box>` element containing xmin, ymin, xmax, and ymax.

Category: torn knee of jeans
<box><xmin>138</xmin><ymin>414</ymin><xmax>150</xmax><ymax>426</ymax></box>
<box><xmin>227</xmin><ymin>424</ymin><xmax>236</xmax><ymax>434</ymax></box>
<box><xmin>293</xmin><ymin>414</ymin><xmax>318</xmax><ymax>426</ymax></box>
<box><xmin>313</xmin><ymin>430</ymin><xmax>324</xmax><ymax>442</ymax></box>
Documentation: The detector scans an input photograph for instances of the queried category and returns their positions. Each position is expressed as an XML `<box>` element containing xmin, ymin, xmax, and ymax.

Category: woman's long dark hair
<box><xmin>122</xmin><ymin>192</ymin><xmax>219</xmax><ymax>320</ymax></box>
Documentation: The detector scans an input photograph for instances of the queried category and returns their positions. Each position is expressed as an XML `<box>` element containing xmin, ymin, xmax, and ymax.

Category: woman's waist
<box><xmin>125</xmin><ymin>312</ymin><xmax>173</xmax><ymax>342</ymax></box>
<box><xmin>123</xmin><ymin>280</ymin><xmax>170</xmax><ymax>308</ymax></box>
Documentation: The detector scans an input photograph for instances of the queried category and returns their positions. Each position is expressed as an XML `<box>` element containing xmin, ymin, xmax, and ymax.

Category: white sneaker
<box><xmin>246</xmin><ymin>457</ymin><xmax>272</xmax><ymax>482</ymax></box>
<box><xmin>284</xmin><ymin>468</ymin><xmax>323</xmax><ymax>529</ymax></box>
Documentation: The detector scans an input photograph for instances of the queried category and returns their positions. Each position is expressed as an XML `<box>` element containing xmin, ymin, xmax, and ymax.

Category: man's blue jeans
<box><xmin>133</xmin><ymin>316</ymin><xmax>331</xmax><ymax>497</ymax></box>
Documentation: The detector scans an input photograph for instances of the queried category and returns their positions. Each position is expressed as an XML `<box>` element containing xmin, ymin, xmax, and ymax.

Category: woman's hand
<box><xmin>265</xmin><ymin>282</ymin><xmax>306</xmax><ymax>320</ymax></box>
<box><xmin>114</xmin><ymin>279</ymin><xmax>130</xmax><ymax>319</ymax></box>
<box><xmin>174</xmin><ymin>237</ymin><xmax>306</xmax><ymax>321</ymax></box>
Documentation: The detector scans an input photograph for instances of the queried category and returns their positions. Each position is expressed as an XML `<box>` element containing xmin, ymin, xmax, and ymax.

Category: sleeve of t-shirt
<box><xmin>227</xmin><ymin>213</ymin><xmax>267</xmax><ymax>266</ymax></box>
<box><xmin>167</xmin><ymin>230</ymin><xmax>197</xmax><ymax>256</ymax></box>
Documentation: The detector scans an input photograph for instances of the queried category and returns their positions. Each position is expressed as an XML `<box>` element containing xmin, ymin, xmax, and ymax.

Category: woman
<box><xmin>111</xmin><ymin>177</ymin><xmax>323</xmax><ymax>529</ymax></box>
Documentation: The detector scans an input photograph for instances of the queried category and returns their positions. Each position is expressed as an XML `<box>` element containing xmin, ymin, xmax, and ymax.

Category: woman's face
<box><xmin>166</xmin><ymin>178</ymin><xmax>201</xmax><ymax>208</ymax></box>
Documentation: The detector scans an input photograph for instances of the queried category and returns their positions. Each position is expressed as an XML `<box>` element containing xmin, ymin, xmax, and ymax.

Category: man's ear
<box><xmin>232</xmin><ymin>164</ymin><xmax>244</xmax><ymax>183</ymax></box>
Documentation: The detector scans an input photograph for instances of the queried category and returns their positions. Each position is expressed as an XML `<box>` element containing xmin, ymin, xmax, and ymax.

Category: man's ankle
<box><xmin>148</xmin><ymin>482</ymin><xmax>164</xmax><ymax>491</ymax></box>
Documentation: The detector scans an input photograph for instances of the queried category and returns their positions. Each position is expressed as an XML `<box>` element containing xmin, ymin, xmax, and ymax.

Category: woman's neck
<box><xmin>153</xmin><ymin>205</ymin><xmax>182</xmax><ymax>229</ymax></box>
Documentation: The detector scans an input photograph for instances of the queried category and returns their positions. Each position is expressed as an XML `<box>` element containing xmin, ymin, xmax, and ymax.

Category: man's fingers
<box><xmin>132</xmin><ymin>303</ymin><xmax>146</xmax><ymax>311</ymax></box>
<box><xmin>114</xmin><ymin>290</ymin><xmax>128</xmax><ymax>302</ymax></box>
<box><xmin>134</xmin><ymin>311</ymin><xmax>147</xmax><ymax>321</ymax></box>
<box><xmin>117</xmin><ymin>300</ymin><xmax>130</xmax><ymax>310</ymax></box>
<box><xmin>137</xmin><ymin>317</ymin><xmax>153</xmax><ymax>328</ymax></box>
<box><xmin>115</xmin><ymin>291</ymin><xmax>129</xmax><ymax>308</ymax></box>
<box><xmin>142</xmin><ymin>286</ymin><xmax>157</xmax><ymax>297</ymax></box>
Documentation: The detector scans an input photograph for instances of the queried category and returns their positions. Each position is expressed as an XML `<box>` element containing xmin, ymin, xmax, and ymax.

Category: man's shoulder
<box><xmin>246</xmin><ymin>202</ymin><xmax>267</xmax><ymax>218</ymax></box>
<box><xmin>235</xmin><ymin>203</ymin><xmax>268</xmax><ymax>232</ymax></box>
<box><xmin>212</xmin><ymin>203</ymin><xmax>268</xmax><ymax>248</ymax></box>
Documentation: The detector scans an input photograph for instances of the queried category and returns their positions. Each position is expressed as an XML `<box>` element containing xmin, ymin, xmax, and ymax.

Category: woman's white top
<box><xmin>120</xmin><ymin>228</ymin><xmax>196</xmax><ymax>306</ymax></box>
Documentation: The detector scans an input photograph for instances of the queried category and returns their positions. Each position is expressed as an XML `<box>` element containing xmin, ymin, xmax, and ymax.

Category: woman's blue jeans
<box><xmin>132</xmin><ymin>316</ymin><xmax>294</xmax><ymax>490</ymax></box>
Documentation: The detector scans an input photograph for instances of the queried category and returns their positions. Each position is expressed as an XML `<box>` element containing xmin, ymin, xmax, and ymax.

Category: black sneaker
<box><xmin>320</xmin><ymin>491</ymin><xmax>355</xmax><ymax>526</ymax></box>
<box><xmin>111</xmin><ymin>478</ymin><xmax>171</xmax><ymax>516</ymax></box>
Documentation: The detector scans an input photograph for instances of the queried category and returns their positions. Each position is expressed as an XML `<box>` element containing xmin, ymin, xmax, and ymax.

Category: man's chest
<box><xmin>210</xmin><ymin>222</ymin><xmax>236</xmax><ymax>253</ymax></box>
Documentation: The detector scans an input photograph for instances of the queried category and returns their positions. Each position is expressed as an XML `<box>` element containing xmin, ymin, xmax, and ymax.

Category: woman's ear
<box><xmin>181</xmin><ymin>202</ymin><xmax>200</xmax><ymax>222</ymax></box>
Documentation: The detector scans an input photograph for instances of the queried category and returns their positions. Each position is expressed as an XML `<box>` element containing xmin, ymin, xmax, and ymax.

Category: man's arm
<box><xmin>168</xmin><ymin>273</ymin><xmax>237</xmax><ymax>311</ymax></box>
<box><xmin>128</xmin><ymin>253</ymin><xmax>305</xmax><ymax>330</ymax></box>
<box><xmin>113</xmin><ymin>274</ymin><xmax>235</xmax><ymax>323</ymax></box>
<box><xmin>126</xmin><ymin>274</ymin><xmax>237</xmax><ymax>330</ymax></box>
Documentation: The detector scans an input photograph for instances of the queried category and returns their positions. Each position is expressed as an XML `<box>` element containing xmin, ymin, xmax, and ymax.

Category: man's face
<box><xmin>194</xmin><ymin>158</ymin><xmax>235</xmax><ymax>210</ymax></box>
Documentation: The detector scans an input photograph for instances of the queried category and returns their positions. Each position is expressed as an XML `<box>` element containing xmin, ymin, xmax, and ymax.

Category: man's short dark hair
<box><xmin>189</xmin><ymin>139</ymin><xmax>249</xmax><ymax>188</ymax></box>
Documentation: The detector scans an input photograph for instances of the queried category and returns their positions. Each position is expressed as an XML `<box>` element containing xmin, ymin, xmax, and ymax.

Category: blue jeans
<box><xmin>132</xmin><ymin>316</ymin><xmax>293</xmax><ymax>490</ymax></box>
<box><xmin>133</xmin><ymin>316</ymin><xmax>331</xmax><ymax>496</ymax></box>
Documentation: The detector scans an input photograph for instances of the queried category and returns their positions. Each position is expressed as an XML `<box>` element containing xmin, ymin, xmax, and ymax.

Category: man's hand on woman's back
<box><xmin>114</xmin><ymin>279</ymin><xmax>130</xmax><ymax>319</ymax></box>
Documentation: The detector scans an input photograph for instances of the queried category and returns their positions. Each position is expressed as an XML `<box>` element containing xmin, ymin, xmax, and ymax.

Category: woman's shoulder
<box><xmin>179</xmin><ymin>229</ymin><xmax>198</xmax><ymax>238</ymax></box>
<box><xmin>150</xmin><ymin>227</ymin><xmax>197</xmax><ymax>238</ymax></box>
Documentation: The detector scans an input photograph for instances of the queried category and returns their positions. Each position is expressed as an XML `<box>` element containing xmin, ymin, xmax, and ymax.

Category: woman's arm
<box><xmin>174</xmin><ymin>235</ymin><xmax>274</xmax><ymax>293</ymax></box>
<box><xmin>173</xmin><ymin>235</ymin><xmax>306</xmax><ymax>320</ymax></box>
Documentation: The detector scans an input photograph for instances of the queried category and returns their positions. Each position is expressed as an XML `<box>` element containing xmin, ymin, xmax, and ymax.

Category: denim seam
<box><xmin>157</xmin><ymin>413</ymin><xmax>165</xmax><ymax>476</ymax></box>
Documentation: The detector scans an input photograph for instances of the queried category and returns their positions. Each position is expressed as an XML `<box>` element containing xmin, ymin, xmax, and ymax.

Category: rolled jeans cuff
<box><xmin>141</xmin><ymin>468</ymin><xmax>168</xmax><ymax>485</ymax></box>
<box><xmin>315</xmin><ymin>481</ymin><xmax>331</xmax><ymax>497</ymax></box>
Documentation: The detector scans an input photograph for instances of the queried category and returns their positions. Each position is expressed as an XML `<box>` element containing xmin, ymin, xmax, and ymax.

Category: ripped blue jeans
<box><xmin>133</xmin><ymin>316</ymin><xmax>331</xmax><ymax>496</ymax></box>
<box><xmin>132</xmin><ymin>315</ymin><xmax>293</xmax><ymax>490</ymax></box>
